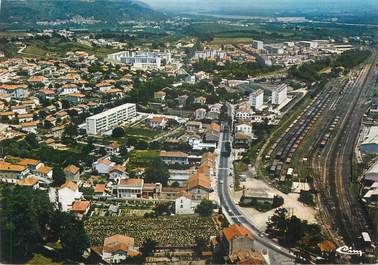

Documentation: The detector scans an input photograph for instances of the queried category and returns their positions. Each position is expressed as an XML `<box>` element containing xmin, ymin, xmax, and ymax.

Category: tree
<box><xmin>272</xmin><ymin>195</ymin><xmax>284</xmax><ymax>208</ymax></box>
<box><xmin>298</xmin><ymin>190</ymin><xmax>314</xmax><ymax>206</ymax></box>
<box><xmin>59</xmin><ymin>212</ymin><xmax>89</xmax><ymax>259</ymax></box>
<box><xmin>52</xmin><ymin>166</ymin><xmax>66</xmax><ymax>186</ymax></box>
<box><xmin>153</xmin><ymin>202</ymin><xmax>171</xmax><ymax>216</ymax></box>
<box><xmin>25</xmin><ymin>133</ymin><xmax>39</xmax><ymax>149</ymax></box>
<box><xmin>194</xmin><ymin>237</ymin><xmax>207</xmax><ymax>255</ymax></box>
<box><xmin>285</xmin><ymin>216</ymin><xmax>304</xmax><ymax>247</ymax></box>
<box><xmin>119</xmin><ymin>145</ymin><xmax>128</xmax><ymax>156</ymax></box>
<box><xmin>1</xmin><ymin>186</ymin><xmax>54</xmax><ymax>262</ymax></box>
<box><xmin>143</xmin><ymin>158</ymin><xmax>170</xmax><ymax>186</ymax></box>
<box><xmin>196</xmin><ymin>199</ymin><xmax>215</xmax><ymax>217</ymax></box>
<box><xmin>112</xmin><ymin>127</ymin><xmax>125</xmax><ymax>138</ymax></box>
<box><xmin>266</xmin><ymin>208</ymin><xmax>288</xmax><ymax>242</ymax></box>
<box><xmin>140</xmin><ymin>238</ymin><xmax>158</xmax><ymax>257</ymax></box>
<box><xmin>98</xmin><ymin>147</ymin><xmax>107</xmax><ymax>156</ymax></box>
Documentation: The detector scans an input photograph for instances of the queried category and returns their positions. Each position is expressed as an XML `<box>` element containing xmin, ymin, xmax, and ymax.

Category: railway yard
<box><xmin>261</xmin><ymin>50</ymin><xmax>378</xmax><ymax>258</ymax></box>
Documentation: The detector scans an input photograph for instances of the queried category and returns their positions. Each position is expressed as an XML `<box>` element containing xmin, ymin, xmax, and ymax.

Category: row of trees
<box><xmin>1</xmin><ymin>185</ymin><xmax>88</xmax><ymax>263</ymax></box>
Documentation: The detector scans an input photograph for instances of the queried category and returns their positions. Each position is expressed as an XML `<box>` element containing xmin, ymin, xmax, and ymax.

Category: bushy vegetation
<box><xmin>1</xmin><ymin>133</ymin><xmax>94</xmax><ymax>168</ymax></box>
<box><xmin>289</xmin><ymin>49</ymin><xmax>372</xmax><ymax>83</ymax></box>
<box><xmin>193</xmin><ymin>58</ymin><xmax>280</xmax><ymax>80</ymax></box>
<box><xmin>266</xmin><ymin>208</ymin><xmax>323</xmax><ymax>252</ymax></box>
<box><xmin>0</xmin><ymin>185</ymin><xmax>88</xmax><ymax>263</ymax></box>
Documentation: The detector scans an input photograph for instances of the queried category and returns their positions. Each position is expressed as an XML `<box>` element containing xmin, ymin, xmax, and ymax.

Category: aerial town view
<box><xmin>0</xmin><ymin>0</ymin><xmax>377</xmax><ymax>264</ymax></box>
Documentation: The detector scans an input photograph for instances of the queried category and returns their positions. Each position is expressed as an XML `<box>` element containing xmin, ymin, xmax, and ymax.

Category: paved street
<box><xmin>217</xmin><ymin>120</ymin><xmax>295</xmax><ymax>265</ymax></box>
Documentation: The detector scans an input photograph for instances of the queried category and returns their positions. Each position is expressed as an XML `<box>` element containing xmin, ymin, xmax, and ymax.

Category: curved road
<box><xmin>217</xmin><ymin>120</ymin><xmax>295</xmax><ymax>264</ymax></box>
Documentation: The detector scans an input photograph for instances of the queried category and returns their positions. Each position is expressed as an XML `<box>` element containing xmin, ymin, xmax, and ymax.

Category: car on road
<box><xmin>219</xmin><ymin>180</ymin><xmax>224</xmax><ymax>184</ymax></box>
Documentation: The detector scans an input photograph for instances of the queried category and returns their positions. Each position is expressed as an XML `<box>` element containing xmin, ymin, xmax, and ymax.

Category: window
<box><xmin>180</xmin><ymin>204</ymin><xmax>183</xmax><ymax>208</ymax></box>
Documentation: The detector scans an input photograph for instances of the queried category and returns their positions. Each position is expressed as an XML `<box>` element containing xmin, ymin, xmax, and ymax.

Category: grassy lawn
<box><xmin>124</xmin><ymin>126</ymin><xmax>160</xmax><ymax>139</ymax></box>
<box><xmin>84</xmin><ymin>215</ymin><xmax>219</xmax><ymax>248</ymax></box>
<box><xmin>27</xmin><ymin>253</ymin><xmax>61</xmax><ymax>265</ymax></box>
<box><xmin>127</xmin><ymin>150</ymin><xmax>159</xmax><ymax>169</ymax></box>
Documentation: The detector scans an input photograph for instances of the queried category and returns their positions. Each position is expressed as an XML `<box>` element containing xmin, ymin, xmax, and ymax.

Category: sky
<box><xmin>139</xmin><ymin>0</ymin><xmax>378</xmax><ymax>13</ymax></box>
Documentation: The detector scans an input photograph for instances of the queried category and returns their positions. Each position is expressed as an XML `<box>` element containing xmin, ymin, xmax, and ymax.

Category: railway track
<box><xmin>311</xmin><ymin>57</ymin><xmax>377</xmax><ymax>248</ymax></box>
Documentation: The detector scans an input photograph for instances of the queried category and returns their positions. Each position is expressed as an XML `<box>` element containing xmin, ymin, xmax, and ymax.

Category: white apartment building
<box><xmin>194</xmin><ymin>50</ymin><xmax>226</xmax><ymax>60</ymax></box>
<box><xmin>252</xmin><ymin>40</ymin><xmax>264</xmax><ymax>50</ymax></box>
<box><xmin>86</xmin><ymin>103</ymin><xmax>136</xmax><ymax>135</ymax></box>
<box><xmin>272</xmin><ymin>84</ymin><xmax>288</xmax><ymax>105</ymax></box>
<box><xmin>250</xmin><ymin>89</ymin><xmax>264</xmax><ymax>111</ymax></box>
<box><xmin>298</xmin><ymin>41</ymin><xmax>318</xmax><ymax>49</ymax></box>
<box><xmin>109</xmin><ymin>51</ymin><xmax>171</xmax><ymax>70</ymax></box>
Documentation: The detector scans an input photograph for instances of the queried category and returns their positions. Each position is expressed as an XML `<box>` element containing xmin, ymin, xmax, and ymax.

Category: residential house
<box><xmin>221</xmin><ymin>224</ymin><xmax>254</xmax><ymax>257</ymax></box>
<box><xmin>66</xmin><ymin>93</ymin><xmax>86</xmax><ymax>104</ymax></box>
<box><xmin>160</xmin><ymin>151</ymin><xmax>189</xmax><ymax>165</ymax></box>
<box><xmin>148</xmin><ymin>116</ymin><xmax>168</xmax><ymax>129</ymax></box>
<box><xmin>204</xmin><ymin>123</ymin><xmax>221</xmax><ymax>143</ymax></box>
<box><xmin>51</xmin><ymin>125</ymin><xmax>65</xmax><ymax>138</ymax></box>
<box><xmin>17</xmin><ymin>113</ymin><xmax>34</xmax><ymax>123</ymax></box>
<box><xmin>51</xmin><ymin>181</ymin><xmax>82</xmax><ymax>212</ymax></box>
<box><xmin>16</xmin><ymin>158</ymin><xmax>43</xmax><ymax>171</ymax></box>
<box><xmin>20</xmin><ymin>121</ymin><xmax>39</xmax><ymax>134</ymax></box>
<box><xmin>0</xmin><ymin>161</ymin><xmax>28</xmax><ymax>182</ymax></box>
<box><xmin>175</xmin><ymin>191</ymin><xmax>195</xmax><ymax>214</ymax></box>
<box><xmin>109</xmin><ymin>165</ymin><xmax>127</xmax><ymax>180</ymax></box>
<box><xmin>60</xmin><ymin>84</ymin><xmax>79</xmax><ymax>95</ymax></box>
<box><xmin>94</xmin><ymin>183</ymin><xmax>106</xmax><ymax>196</ymax></box>
<box><xmin>102</xmin><ymin>234</ymin><xmax>138</xmax><ymax>264</ymax></box>
<box><xmin>38</xmin><ymin>89</ymin><xmax>56</xmax><ymax>100</ymax></box>
<box><xmin>234</xmin><ymin>123</ymin><xmax>253</xmax><ymax>135</ymax></box>
<box><xmin>142</xmin><ymin>183</ymin><xmax>162</xmax><ymax>199</ymax></box>
<box><xmin>154</xmin><ymin>90</ymin><xmax>166</xmax><ymax>101</ymax></box>
<box><xmin>195</xmin><ymin>108</ymin><xmax>207</xmax><ymax>120</ymax></box>
<box><xmin>113</xmin><ymin>178</ymin><xmax>144</xmax><ymax>199</ymax></box>
<box><xmin>186</xmin><ymin>121</ymin><xmax>203</xmax><ymax>133</ymax></box>
<box><xmin>11</xmin><ymin>105</ymin><xmax>27</xmax><ymax>114</ymax></box>
<box><xmin>64</xmin><ymin>164</ymin><xmax>80</xmax><ymax>181</ymax></box>
<box><xmin>194</xmin><ymin>96</ymin><xmax>206</xmax><ymax>105</ymax></box>
<box><xmin>93</xmin><ymin>158</ymin><xmax>116</xmax><ymax>174</ymax></box>
<box><xmin>71</xmin><ymin>200</ymin><xmax>91</xmax><ymax>219</ymax></box>
<box><xmin>36</xmin><ymin>165</ymin><xmax>53</xmax><ymax>179</ymax></box>
<box><xmin>106</xmin><ymin>142</ymin><xmax>121</xmax><ymax>155</ymax></box>
<box><xmin>234</xmin><ymin>132</ymin><xmax>252</xmax><ymax>147</ymax></box>
<box><xmin>16</xmin><ymin>176</ymin><xmax>39</xmax><ymax>189</ymax></box>
<box><xmin>178</xmin><ymin>94</ymin><xmax>188</xmax><ymax>106</ymax></box>
<box><xmin>187</xmin><ymin>173</ymin><xmax>212</xmax><ymax>201</ymax></box>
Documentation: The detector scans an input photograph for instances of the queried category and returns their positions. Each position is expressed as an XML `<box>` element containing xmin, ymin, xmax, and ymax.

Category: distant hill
<box><xmin>0</xmin><ymin>0</ymin><xmax>165</xmax><ymax>25</ymax></box>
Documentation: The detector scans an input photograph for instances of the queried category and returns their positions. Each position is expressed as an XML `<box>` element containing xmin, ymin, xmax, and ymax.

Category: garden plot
<box><xmin>84</xmin><ymin>215</ymin><xmax>219</xmax><ymax>248</ymax></box>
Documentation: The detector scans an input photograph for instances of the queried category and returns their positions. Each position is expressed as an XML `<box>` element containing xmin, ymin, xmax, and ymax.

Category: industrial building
<box><xmin>250</xmin><ymin>89</ymin><xmax>264</xmax><ymax>111</ymax></box>
<box><xmin>86</xmin><ymin>103</ymin><xmax>136</xmax><ymax>135</ymax></box>
<box><xmin>272</xmin><ymin>84</ymin><xmax>288</xmax><ymax>105</ymax></box>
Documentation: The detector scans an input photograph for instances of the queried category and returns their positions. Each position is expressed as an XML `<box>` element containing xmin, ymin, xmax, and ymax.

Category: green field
<box><xmin>124</xmin><ymin>126</ymin><xmax>161</xmax><ymax>139</ymax></box>
<box><xmin>127</xmin><ymin>150</ymin><xmax>159</xmax><ymax>170</ymax></box>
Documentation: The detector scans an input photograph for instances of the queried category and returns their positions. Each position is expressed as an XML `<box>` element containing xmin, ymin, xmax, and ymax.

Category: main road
<box><xmin>217</xmin><ymin>118</ymin><xmax>295</xmax><ymax>264</ymax></box>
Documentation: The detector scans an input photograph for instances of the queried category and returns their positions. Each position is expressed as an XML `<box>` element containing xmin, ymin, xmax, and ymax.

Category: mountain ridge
<box><xmin>0</xmin><ymin>0</ymin><xmax>165</xmax><ymax>25</ymax></box>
